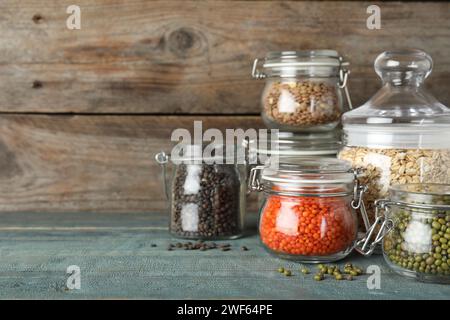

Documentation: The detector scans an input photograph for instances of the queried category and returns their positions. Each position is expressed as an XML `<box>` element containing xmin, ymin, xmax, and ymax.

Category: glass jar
<box><xmin>339</xmin><ymin>50</ymin><xmax>450</xmax><ymax>227</ymax></box>
<box><xmin>248</xmin><ymin>157</ymin><xmax>368</xmax><ymax>263</ymax></box>
<box><xmin>252</xmin><ymin>50</ymin><xmax>351</xmax><ymax>132</ymax></box>
<box><xmin>356</xmin><ymin>184</ymin><xmax>450</xmax><ymax>284</ymax></box>
<box><xmin>155</xmin><ymin>144</ymin><xmax>246</xmax><ymax>240</ymax></box>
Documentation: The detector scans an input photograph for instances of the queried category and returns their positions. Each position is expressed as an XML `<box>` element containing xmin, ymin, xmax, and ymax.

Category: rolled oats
<box><xmin>339</xmin><ymin>146</ymin><xmax>450</xmax><ymax>227</ymax></box>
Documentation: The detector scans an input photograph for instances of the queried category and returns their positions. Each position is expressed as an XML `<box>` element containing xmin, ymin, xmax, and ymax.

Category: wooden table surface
<box><xmin>0</xmin><ymin>212</ymin><xmax>449</xmax><ymax>300</ymax></box>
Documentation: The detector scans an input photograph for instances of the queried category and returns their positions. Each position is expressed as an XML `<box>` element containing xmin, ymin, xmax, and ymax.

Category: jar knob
<box><xmin>374</xmin><ymin>49</ymin><xmax>433</xmax><ymax>85</ymax></box>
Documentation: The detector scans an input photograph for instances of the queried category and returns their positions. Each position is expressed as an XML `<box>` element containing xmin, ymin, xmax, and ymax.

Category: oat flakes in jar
<box><xmin>339</xmin><ymin>49</ymin><xmax>450</xmax><ymax>227</ymax></box>
<box><xmin>252</xmin><ymin>51</ymin><xmax>352</xmax><ymax>132</ymax></box>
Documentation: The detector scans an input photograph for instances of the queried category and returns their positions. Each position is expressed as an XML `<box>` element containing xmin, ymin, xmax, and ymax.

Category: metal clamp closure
<box><xmin>351</xmin><ymin>169</ymin><xmax>370</xmax><ymax>230</ymax></box>
<box><xmin>155</xmin><ymin>151</ymin><xmax>170</xmax><ymax>200</ymax></box>
<box><xmin>155</xmin><ymin>151</ymin><xmax>169</xmax><ymax>165</ymax></box>
<box><xmin>351</xmin><ymin>170</ymin><xmax>367</xmax><ymax>210</ymax></box>
<box><xmin>339</xmin><ymin>57</ymin><xmax>353</xmax><ymax>109</ymax></box>
<box><xmin>248</xmin><ymin>165</ymin><xmax>265</xmax><ymax>193</ymax></box>
<box><xmin>251</xmin><ymin>58</ymin><xmax>266</xmax><ymax>79</ymax></box>
<box><xmin>355</xmin><ymin>199</ymin><xmax>394</xmax><ymax>256</ymax></box>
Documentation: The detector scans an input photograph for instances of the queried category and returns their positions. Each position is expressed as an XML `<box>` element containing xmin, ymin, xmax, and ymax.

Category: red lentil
<box><xmin>260</xmin><ymin>195</ymin><xmax>356</xmax><ymax>256</ymax></box>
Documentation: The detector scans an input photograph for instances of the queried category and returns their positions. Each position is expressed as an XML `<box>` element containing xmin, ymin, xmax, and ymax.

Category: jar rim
<box><xmin>262</xmin><ymin>50</ymin><xmax>348</xmax><ymax>70</ymax></box>
<box><xmin>246</xmin><ymin>131</ymin><xmax>341</xmax><ymax>155</ymax></box>
<box><xmin>342</xmin><ymin>123</ymin><xmax>450</xmax><ymax>149</ymax></box>
<box><xmin>262</xmin><ymin>188</ymin><xmax>353</xmax><ymax>197</ymax></box>
<box><xmin>390</xmin><ymin>183</ymin><xmax>450</xmax><ymax>199</ymax></box>
<box><xmin>388</xmin><ymin>183</ymin><xmax>450</xmax><ymax>211</ymax></box>
<box><xmin>260</xmin><ymin>157</ymin><xmax>354</xmax><ymax>184</ymax></box>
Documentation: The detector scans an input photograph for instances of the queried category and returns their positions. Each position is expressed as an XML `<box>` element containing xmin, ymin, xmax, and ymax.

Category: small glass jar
<box><xmin>252</xmin><ymin>50</ymin><xmax>351</xmax><ymax>132</ymax></box>
<box><xmin>155</xmin><ymin>145</ymin><xmax>246</xmax><ymax>240</ymax></box>
<box><xmin>249</xmin><ymin>157</ymin><xmax>368</xmax><ymax>263</ymax></box>
<box><xmin>356</xmin><ymin>184</ymin><xmax>450</xmax><ymax>284</ymax></box>
<box><xmin>339</xmin><ymin>50</ymin><xmax>450</xmax><ymax>227</ymax></box>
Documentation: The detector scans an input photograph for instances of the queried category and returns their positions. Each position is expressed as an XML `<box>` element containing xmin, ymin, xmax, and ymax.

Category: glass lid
<box><xmin>390</xmin><ymin>183</ymin><xmax>450</xmax><ymax>206</ymax></box>
<box><xmin>263</xmin><ymin>50</ymin><xmax>343</xmax><ymax>68</ymax></box>
<box><xmin>260</xmin><ymin>50</ymin><xmax>349</xmax><ymax>78</ymax></box>
<box><xmin>261</xmin><ymin>157</ymin><xmax>354</xmax><ymax>185</ymax></box>
<box><xmin>247</xmin><ymin>131</ymin><xmax>340</xmax><ymax>156</ymax></box>
<box><xmin>342</xmin><ymin>49</ymin><xmax>450</xmax><ymax>148</ymax></box>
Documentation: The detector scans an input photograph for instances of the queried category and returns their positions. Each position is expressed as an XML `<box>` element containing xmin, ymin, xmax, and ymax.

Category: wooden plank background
<box><xmin>0</xmin><ymin>1</ymin><xmax>449</xmax><ymax>213</ymax></box>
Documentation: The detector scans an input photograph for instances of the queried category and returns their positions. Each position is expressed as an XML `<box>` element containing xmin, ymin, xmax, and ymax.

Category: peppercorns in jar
<box><xmin>156</xmin><ymin>144</ymin><xmax>246</xmax><ymax>240</ymax></box>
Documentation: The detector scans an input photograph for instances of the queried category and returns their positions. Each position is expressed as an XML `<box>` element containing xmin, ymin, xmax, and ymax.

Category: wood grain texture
<box><xmin>0</xmin><ymin>1</ymin><xmax>449</xmax><ymax>113</ymax></box>
<box><xmin>0</xmin><ymin>212</ymin><xmax>449</xmax><ymax>299</ymax></box>
<box><xmin>0</xmin><ymin>115</ymin><xmax>263</xmax><ymax>213</ymax></box>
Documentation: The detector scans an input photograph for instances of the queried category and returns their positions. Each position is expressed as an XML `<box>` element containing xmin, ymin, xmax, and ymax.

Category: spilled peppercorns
<box><xmin>164</xmin><ymin>241</ymin><xmax>250</xmax><ymax>252</ymax></box>
<box><xmin>276</xmin><ymin>263</ymin><xmax>365</xmax><ymax>281</ymax></box>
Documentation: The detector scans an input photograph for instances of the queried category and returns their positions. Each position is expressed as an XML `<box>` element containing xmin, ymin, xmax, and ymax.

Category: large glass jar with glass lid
<box><xmin>248</xmin><ymin>157</ymin><xmax>368</xmax><ymax>263</ymax></box>
<box><xmin>339</xmin><ymin>49</ymin><xmax>450</xmax><ymax>226</ymax></box>
<box><xmin>252</xmin><ymin>50</ymin><xmax>352</xmax><ymax>132</ymax></box>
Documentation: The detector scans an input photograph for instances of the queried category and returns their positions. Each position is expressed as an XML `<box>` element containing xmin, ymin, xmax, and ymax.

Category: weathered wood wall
<box><xmin>0</xmin><ymin>1</ymin><xmax>449</xmax><ymax>213</ymax></box>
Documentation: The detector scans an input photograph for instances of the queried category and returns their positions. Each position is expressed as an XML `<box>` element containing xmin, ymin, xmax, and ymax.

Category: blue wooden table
<box><xmin>0</xmin><ymin>212</ymin><xmax>448</xmax><ymax>299</ymax></box>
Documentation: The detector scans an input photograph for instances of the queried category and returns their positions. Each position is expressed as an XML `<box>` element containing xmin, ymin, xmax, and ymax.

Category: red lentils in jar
<box><xmin>249</xmin><ymin>157</ymin><xmax>367</xmax><ymax>263</ymax></box>
<box><xmin>260</xmin><ymin>194</ymin><xmax>356</xmax><ymax>257</ymax></box>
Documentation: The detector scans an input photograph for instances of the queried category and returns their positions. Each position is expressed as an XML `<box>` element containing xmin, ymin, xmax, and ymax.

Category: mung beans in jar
<box><xmin>356</xmin><ymin>184</ymin><xmax>450</xmax><ymax>284</ymax></box>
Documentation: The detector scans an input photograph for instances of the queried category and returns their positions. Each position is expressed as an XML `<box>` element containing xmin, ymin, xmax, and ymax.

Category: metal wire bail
<box><xmin>251</xmin><ymin>58</ymin><xmax>266</xmax><ymax>79</ymax></box>
<box><xmin>155</xmin><ymin>151</ymin><xmax>170</xmax><ymax>200</ymax></box>
<box><xmin>351</xmin><ymin>169</ymin><xmax>366</xmax><ymax>209</ymax></box>
<box><xmin>338</xmin><ymin>56</ymin><xmax>353</xmax><ymax>110</ymax></box>
<box><xmin>350</xmin><ymin>169</ymin><xmax>371</xmax><ymax>232</ymax></box>
<box><xmin>248</xmin><ymin>166</ymin><xmax>265</xmax><ymax>193</ymax></box>
<box><xmin>355</xmin><ymin>200</ymin><xmax>394</xmax><ymax>256</ymax></box>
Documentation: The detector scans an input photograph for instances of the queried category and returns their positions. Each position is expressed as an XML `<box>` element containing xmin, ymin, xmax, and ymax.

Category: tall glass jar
<box><xmin>155</xmin><ymin>145</ymin><xmax>246</xmax><ymax>240</ymax></box>
<box><xmin>249</xmin><ymin>157</ymin><xmax>368</xmax><ymax>263</ymax></box>
<box><xmin>339</xmin><ymin>50</ymin><xmax>450</xmax><ymax>227</ymax></box>
<box><xmin>252</xmin><ymin>50</ymin><xmax>351</xmax><ymax>132</ymax></box>
<box><xmin>356</xmin><ymin>184</ymin><xmax>450</xmax><ymax>284</ymax></box>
